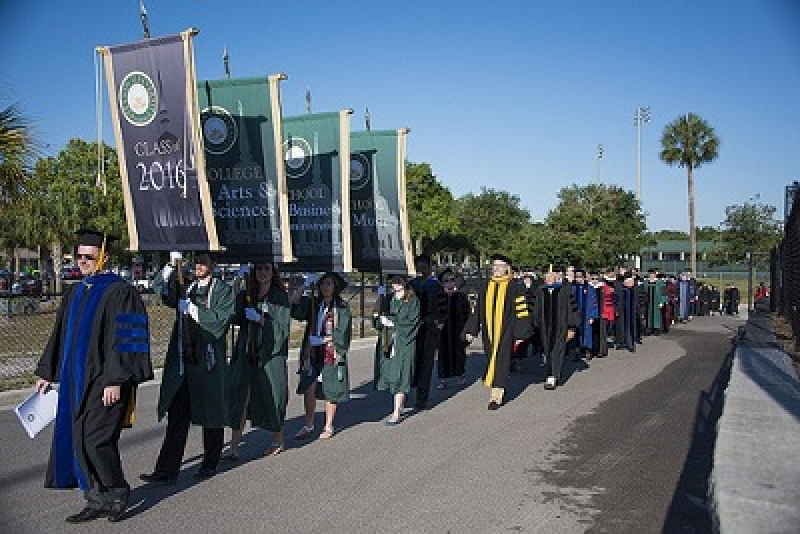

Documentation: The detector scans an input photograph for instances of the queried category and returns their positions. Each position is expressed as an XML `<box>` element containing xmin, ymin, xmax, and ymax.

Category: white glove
<box><xmin>304</xmin><ymin>273</ymin><xmax>317</xmax><ymax>288</ymax></box>
<box><xmin>161</xmin><ymin>264</ymin><xmax>174</xmax><ymax>280</ymax></box>
<box><xmin>377</xmin><ymin>285</ymin><xmax>387</xmax><ymax>296</ymax></box>
<box><xmin>238</xmin><ymin>264</ymin><xmax>250</xmax><ymax>277</ymax></box>
<box><xmin>169</xmin><ymin>251</ymin><xmax>183</xmax><ymax>266</ymax></box>
<box><xmin>309</xmin><ymin>335</ymin><xmax>325</xmax><ymax>346</ymax></box>
<box><xmin>178</xmin><ymin>299</ymin><xmax>197</xmax><ymax>319</ymax></box>
<box><xmin>244</xmin><ymin>307</ymin><xmax>261</xmax><ymax>322</ymax></box>
<box><xmin>465</xmin><ymin>333</ymin><xmax>474</xmax><ymax>343</ymax></box>
<box><xmin>380</xmin><ymin>315</ymin><xmax>394</xmax><ymax>327</ymax></box>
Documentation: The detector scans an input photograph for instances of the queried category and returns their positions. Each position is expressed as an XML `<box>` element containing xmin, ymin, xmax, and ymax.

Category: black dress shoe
<box><xmin>65</xmin><ymin>507</ymin><xmax>106</xmax><ymax>523</ymax></box>
<box><xmin>192</xmin><ymin>466</ymin><xmax>216</xmax><ymax>480</ymax></box>
<box><xmin>487</xmin><ymin>401</ymin><xmax>501</xmax><ymax>411</ymax></box>
<box><xmin>107</xmin><ymin>498</ymin><xmax>128</xmax><ymax>523</ymax></box>
<box><xmin>139</xmin><ymin>472</ymin><xmax>177</xmax><ymax>485</ymax></box>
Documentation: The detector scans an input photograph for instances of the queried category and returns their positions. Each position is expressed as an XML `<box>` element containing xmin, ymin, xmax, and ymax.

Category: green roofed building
<box><xmin>634</xmin><ymin>240</ymin><xmax>768</xmax><ymax>281</ymax></box>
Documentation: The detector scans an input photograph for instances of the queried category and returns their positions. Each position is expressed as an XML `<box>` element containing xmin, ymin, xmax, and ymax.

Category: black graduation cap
<box><xmin>574</xmin><ymin>268</ymin><xmax>586</xmax><ymax>274</ymax></box>
<box><xmin>75</xmin><ymin>228</ymin><xmax>118</xmax><ymax>248</ymax></box>
<box><xmin>490</xmin><ymin>253</ymin><xmax>513</xmax><ymax>265</ymax></box>
<box><xmin>414</xmin><ymin>253</ymin><xmax>432</xmax><ymax>265</ymax></box>
<box><xmin>318</xmin><ymin>271</ymin><xmax>348</xmax><ymax>292</ymax></box>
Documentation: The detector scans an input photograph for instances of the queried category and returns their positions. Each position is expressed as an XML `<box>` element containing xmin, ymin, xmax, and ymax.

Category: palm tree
<box><xmin>659</xmin><ymin>113</ymin><xmax>719</xmax><ymax>275</ymax></box>
<box><xmin>0</xmin><ymin>102</ymin><xmax>39</xmax><ymax>270</ymax></box>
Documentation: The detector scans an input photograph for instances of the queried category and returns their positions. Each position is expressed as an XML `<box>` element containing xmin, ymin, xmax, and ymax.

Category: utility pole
<box><xmin>305</xmin><ymin>88</ymin><xmax>312</xmax><ymax>114</ymax></box>
<box><xmin>223</xmin><ymin>46</ymin><xmax>230</xmax><ymax>78</ymax></box>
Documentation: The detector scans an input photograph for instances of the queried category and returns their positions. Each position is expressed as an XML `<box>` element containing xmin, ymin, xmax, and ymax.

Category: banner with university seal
<box><xmin>349</xmin><ymin>129</ymin><xmax>414</xmax><ymax>274</ymax></box>
<box><xmin>98</xmin><ymin>30</ymin><xmax>219</xmax><ymax>251</ymax></box>
<box><xmin>282</xmin><ymin>110</ymin><xmax>352</xmax><ymax>272</ymax></box>
<box><xmin>197</xmin><ymin>75</ymin><xmax>293</xmax><ymax>263</ymax></box>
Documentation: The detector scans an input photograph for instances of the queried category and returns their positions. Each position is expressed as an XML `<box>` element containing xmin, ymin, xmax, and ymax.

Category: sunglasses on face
<box><xmin>76</xmin><ymin>254</ymin><xmax>97</xmax><ymax>261</ymax></box>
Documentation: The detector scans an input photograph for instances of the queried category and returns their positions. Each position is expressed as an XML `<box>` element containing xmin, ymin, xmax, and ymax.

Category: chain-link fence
<box><xmin>0</xmin><ymin>284</ymin><xmax>382</xmax><ymax>392</ymax></box>
<box><xmin>771</xmin><ymin>196</ymin><xmax>799</xmax><ymax>349</ymax></box>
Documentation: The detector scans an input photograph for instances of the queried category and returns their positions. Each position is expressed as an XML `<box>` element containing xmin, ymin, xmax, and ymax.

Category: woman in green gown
<box><xmin>291</xmin><ymin>272</ymin><xmax>352</xmax><ymax>440</ymax></box>
<box><xmin>374</xmin><ymin>274</ymin><xmax>420</xmax><ymax>424</ymax></box>
<box><xmin>227</xmin><ymin>262</ymin><xmax>291</xmax><ymax>457</ymax></box>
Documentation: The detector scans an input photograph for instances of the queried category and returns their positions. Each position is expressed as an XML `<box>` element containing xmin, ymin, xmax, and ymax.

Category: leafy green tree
<box><xmin>696</xmin><ymin>225</ymin><xmax>721</xmax><ymax>241</ymax></box>
<box><xmin>21</xmin><ymin>139</ymin><xmax>125</xmax><ymax>291</ymax></box>
<box><xmin>458</xmin><ymin>188</ymin><xmax>530</xmax><ymax>265</ymax></box>
<box><xmin>545</xmin><ymin>184</ymin><xmax>647</xmax><ymax>268</ymax></box>
<box><xmin>0</xmin><ymin>102</ymin><xmax>40</xmax><ymax>265</ymax></box>
<box><xmin>659</xmin><ymin>113</ymin><xmax>720</xmax><ymax>275</ymax></box>
<box><xmin>707</xmin><ymin>199</ymin><xmax>782</xmax><ymax>268</ymax></box>
<box><xmin>405</xmin><ymin>162</ymin><xmax>457</xmax><ymax>254</ymax></box>
<box><xmin>650</xmin><ymin>229</ymin><xmax>689</xmax><ymax>240</ymax></box>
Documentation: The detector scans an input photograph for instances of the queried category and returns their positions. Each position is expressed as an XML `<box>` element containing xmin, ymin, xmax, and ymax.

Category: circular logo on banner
<box><xmin>283</xmin><ymin>137</ymin><xmax>312</xmax><ymax>179</ymax></box>
<box><xmin>119</xmin><ymin>71</ymin><xmax>157</xmax><ymax>127</ymax></box>
<box><xmin>201</xmin><ymin>106</ymin><xmax>237</xmax><ymax>155</ymax></box>
<box><xmin>350</xmin><ymin>153</ymin><xmax>371</xmax><ymax>190</ymax></box>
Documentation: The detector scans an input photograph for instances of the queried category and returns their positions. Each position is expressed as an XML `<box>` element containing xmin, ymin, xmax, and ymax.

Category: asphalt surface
<box><xmin>0</xmin><ymin>315</ymin><xmax>742</xmax><ymax>534</ymax></box>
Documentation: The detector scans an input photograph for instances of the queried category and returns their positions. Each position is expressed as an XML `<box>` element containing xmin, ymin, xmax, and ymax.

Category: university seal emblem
<box><xmin>283</xmin><ymin>136</ymin><xmax>312</xmax><ymax>179</ymax></box>
<box><xmin>119</xmin><ymin>71</ymin><xmax>157</xmax><ymax>127</ymax></box>
<box><xmin>349</xmin><ymin>153</ymin><xmax>371</xmax><ymax>190</ymax></box>
<box><xmin>201</xmin><ymin>106</ymin><xmax>237</xmax><ymax>155</ymax></box>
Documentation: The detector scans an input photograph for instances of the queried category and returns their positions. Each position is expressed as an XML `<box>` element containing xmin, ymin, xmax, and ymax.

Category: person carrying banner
<box><xmin>373</xmin><ymin>274</ymin><xmax>420</xmax><ymax>424</ymax></box>
<box><xmin>409</xmin><ymin>254</ymin><xmax>447</xmax><ymax>410</ymax></box>
<box><xmin>226</xmin><ymin>261</ymin><xmax>291</xmax><ymax>458</ymax></box>
<box><xmin>291</xmin><ymin>272</ymin><xmax>352</xmax><ymax>440</ymax></box>
<box><xmin>35</xmin><ymin>229</ymin><xmax>153</xmax><ymax>523</ymax></box>
<box><xmin>462</xmin><ymin>253</ymin><xmax>533</xmax><ymax>409</ymax></box>
<box><xmin>141</xmin><ymin>251</ymin><xmax>235</xmax><ymax>483</ymax></box>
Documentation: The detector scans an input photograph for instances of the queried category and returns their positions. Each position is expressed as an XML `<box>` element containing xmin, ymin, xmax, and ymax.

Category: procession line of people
<box><xmin>33</xmin><ymin>236</ymin><xmax>748</xmax><ymax>523</ymax></box>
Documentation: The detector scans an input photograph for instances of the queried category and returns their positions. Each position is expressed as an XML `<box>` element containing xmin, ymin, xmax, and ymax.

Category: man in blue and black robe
<box><xmin>35</xmin><ymin>229</ymin><xmax>153</xmax><ymax>523</ymax></box>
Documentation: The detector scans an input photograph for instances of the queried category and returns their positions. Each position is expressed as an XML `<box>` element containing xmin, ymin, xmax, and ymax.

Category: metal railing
<box><xmin>0</xmin><ymin>284</ymin><xmax>382</xmax><ymax>391</ymax></box>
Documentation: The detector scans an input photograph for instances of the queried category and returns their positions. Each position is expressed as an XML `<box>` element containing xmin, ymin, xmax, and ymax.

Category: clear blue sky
<box><xmin>2</xmin><ymin>0</ymin><xmax>798</xmax><ymax>232</ymax></box>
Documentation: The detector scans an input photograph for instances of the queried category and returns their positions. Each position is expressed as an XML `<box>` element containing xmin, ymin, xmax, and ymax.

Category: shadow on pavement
<box><xmin>661</xmin><ymin>345</ymin><xmax>734</xmax><ymax>533</ymax></box>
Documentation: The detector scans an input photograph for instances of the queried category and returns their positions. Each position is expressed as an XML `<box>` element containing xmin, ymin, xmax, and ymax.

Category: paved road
<box><xmin>0</xmin><ymin>315</ymin><xmax>742</xmax><ymax>533</ymax></box>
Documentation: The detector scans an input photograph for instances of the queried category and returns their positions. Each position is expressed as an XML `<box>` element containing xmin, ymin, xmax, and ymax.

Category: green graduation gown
<box><xmin>227</xmin><ymin>284</ymin><xmax>291</xmax><ymax>433</ymax></box>
<box><xmin>292</xmin><ymin>295</ymin><xmax>352</xmax><ymax>403</ymax></box>
<box><xmin>153</xmin><ymin>271</ymin><xmax>234</xmax><ymax>428</ymax></box>
<box><xmin>374</xmin><ymin>294</ymin><xmax>420</xmax><ymax>394</ymax></box>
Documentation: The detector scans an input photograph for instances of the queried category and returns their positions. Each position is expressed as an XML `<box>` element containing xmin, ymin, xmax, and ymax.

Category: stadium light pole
<box><xmin>634</xmin><ymin>106</ymin><xmax>650</xmax><ymax>270</ymax></box>
<box><xmin>634</xmin><ymin>105</ymin><xmax>650</xmax><ymax>203</ymax></box>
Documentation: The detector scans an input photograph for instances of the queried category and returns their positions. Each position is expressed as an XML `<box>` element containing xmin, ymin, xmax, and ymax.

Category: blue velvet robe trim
<box><xmin>52</xmin><ymin>273</ymin><xmax>117</xmax><ymax>490</ymax></box>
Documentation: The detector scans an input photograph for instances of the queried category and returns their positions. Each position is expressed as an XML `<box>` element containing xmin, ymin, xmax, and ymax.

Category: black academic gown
<box><xmin>463</xmin><ymin>276</ymin><xmax>533</xmax><ymax>389</ymax></box>
<box><xmin>438</xmin><ymin>289</ymin><xmax>471</xmax><ymax>379</ymax></box>
<box><xmin>533</xmin><ymin>283</ymin><xmax>579</xmax><ymax>383</ymax></box>
<box><xmin>36</xmin><ymin>273</ymin><xmax>153</xmax><ymax>503</ymax></box>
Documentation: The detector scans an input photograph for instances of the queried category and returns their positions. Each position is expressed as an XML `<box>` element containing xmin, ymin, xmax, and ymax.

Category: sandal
<box><xmin>263</xmin><ymin>443</ymin><xmax>284</xmax><ymax>457</ymax></box>
<box><xmin>294</xmin><ymin>425</ymin><xmax>314</xmax><ymax>440</ymax></box>
<box><xmin>319</xmin><ymin>427</ymin><xmax>335</xmax><ymax>440</ymax></box>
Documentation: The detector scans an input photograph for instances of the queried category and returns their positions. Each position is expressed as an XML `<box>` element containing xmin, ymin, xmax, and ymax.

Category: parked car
<box><xmin>62</xmin><ymin>266</ymin><xmax>82</xmax><ymax>280</ymax></box>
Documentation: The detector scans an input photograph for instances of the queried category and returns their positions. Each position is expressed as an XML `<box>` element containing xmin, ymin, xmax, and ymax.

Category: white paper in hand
<box><xmin>15</xmin><ymin>389</ymin><xmax>58</xmax><ymax>438</ymax></box>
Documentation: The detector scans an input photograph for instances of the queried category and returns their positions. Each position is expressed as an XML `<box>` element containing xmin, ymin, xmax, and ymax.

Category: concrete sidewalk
<box><xmin>710</xmin><ymin>311</ymin><xmax>800</xmax><ymax>534</ymax></box>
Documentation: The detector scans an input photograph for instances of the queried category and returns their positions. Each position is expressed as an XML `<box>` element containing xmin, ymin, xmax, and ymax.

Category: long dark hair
<box><xmin>249</xmin><ymin>262</ymin><xmax>284</xmax><ymax>294</ymax></box>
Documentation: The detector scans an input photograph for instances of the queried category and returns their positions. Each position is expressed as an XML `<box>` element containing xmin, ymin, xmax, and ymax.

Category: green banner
<box><xmin>197</xmin><ymin>75</ymin><xmax>292</xmax><ymax>263</ymax></box>
<box><xmin>350</xmin><ymin>129</ymin><xmax>414</xmax><ymax>274</ymax></box>
<box><xmin>282</xmin><ymin>111</ymin><xmax>352</xmax><ymax>272</ymax></box>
